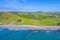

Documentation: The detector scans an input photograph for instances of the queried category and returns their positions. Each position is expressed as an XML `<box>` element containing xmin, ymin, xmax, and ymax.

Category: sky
<box><xmin>0</xmin><ymin>0</ymin><xmax>60</xmax><ymax>12</ymax></box>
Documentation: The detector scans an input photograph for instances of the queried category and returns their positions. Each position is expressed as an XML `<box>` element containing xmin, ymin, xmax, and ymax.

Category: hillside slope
<box><xmin>0</xmin><ymin>12</ymin><xmax>60</xmax><ymax>26</ymax></box>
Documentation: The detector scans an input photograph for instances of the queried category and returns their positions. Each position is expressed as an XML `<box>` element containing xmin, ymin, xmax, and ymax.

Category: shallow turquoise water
<box><xmin>0</xmin><ymin>28</ymin><xmax>60</xmax><ymax>40</ymax></box>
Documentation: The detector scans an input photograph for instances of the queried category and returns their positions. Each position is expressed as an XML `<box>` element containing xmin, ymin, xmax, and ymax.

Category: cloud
<box><xmin>0</xmin><ymin>0</ymin><xmax>30</xmax><ymax>11</ymax></box>
<box><xmin>0</xmin><ymin>0</ymin><xmax>60</xmax><ymax>12</ymax></box>
<box><xmin>5</xmin><ymin>0</ymin><xmax>27</xmax><ymax>3</ymax></box>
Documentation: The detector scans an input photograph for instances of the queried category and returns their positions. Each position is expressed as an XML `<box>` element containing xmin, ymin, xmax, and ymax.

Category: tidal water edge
<box><xmin>0</xmin><ymin>27</ymin><xmax>60</xmax><ymax>40</ymax></box>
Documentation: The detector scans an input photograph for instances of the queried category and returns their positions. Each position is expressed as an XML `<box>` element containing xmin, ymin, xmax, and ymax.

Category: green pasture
<box><xmin>0</xmin><ymin>12</ymin><xmax>60</xmax><ymax>26</ymax></box>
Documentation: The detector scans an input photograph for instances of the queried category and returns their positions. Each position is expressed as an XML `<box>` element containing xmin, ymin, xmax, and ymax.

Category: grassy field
<box><xmin>0</xmin><ymin>12</ymin><xmax>60</xmax><ymax>26</ymax></box>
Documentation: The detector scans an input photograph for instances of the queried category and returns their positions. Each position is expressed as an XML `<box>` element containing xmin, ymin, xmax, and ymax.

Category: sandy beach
<box><xmin>0</xmin><ymin>25</ymin><xmax>59</xmax><ymax>30</ymax></box>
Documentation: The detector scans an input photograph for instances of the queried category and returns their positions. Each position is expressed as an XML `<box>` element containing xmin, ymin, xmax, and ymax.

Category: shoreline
<box><xmin>0</xmin><ymin>25</ymin><xmax>60</xmax><ymax>30</ymax></box>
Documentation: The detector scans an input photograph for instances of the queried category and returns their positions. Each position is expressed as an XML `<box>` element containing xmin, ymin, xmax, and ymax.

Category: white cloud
<box><xmin>5</xmin><ymin>0</ymin><xmax>27</xmax><ymax>3</ymax></box>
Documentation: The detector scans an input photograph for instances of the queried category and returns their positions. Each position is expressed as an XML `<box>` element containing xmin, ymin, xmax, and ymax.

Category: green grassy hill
<box><xmin>0</xmin><ymin>12</ymin><xmax>60</xmax><ymax>26</ymax></box>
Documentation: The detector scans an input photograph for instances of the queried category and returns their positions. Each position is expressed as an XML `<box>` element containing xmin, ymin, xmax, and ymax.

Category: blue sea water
<box><xmin>0</xmin><ymin>28</ymin><xmax>60</xmax><ymax>40</ymax></box>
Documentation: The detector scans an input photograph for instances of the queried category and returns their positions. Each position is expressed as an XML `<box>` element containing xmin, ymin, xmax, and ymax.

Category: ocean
<box><xmin>0</xmin><ymin>28</ymin><xmax>60</xmax><ymax>40</ymax></box>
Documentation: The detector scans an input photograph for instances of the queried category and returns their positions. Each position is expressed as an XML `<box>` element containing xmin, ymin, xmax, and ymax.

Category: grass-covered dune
<box><xmin>0</xmin><ymin>12</ymin><xmax>60</xmax><ymax>26</ymax></box>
